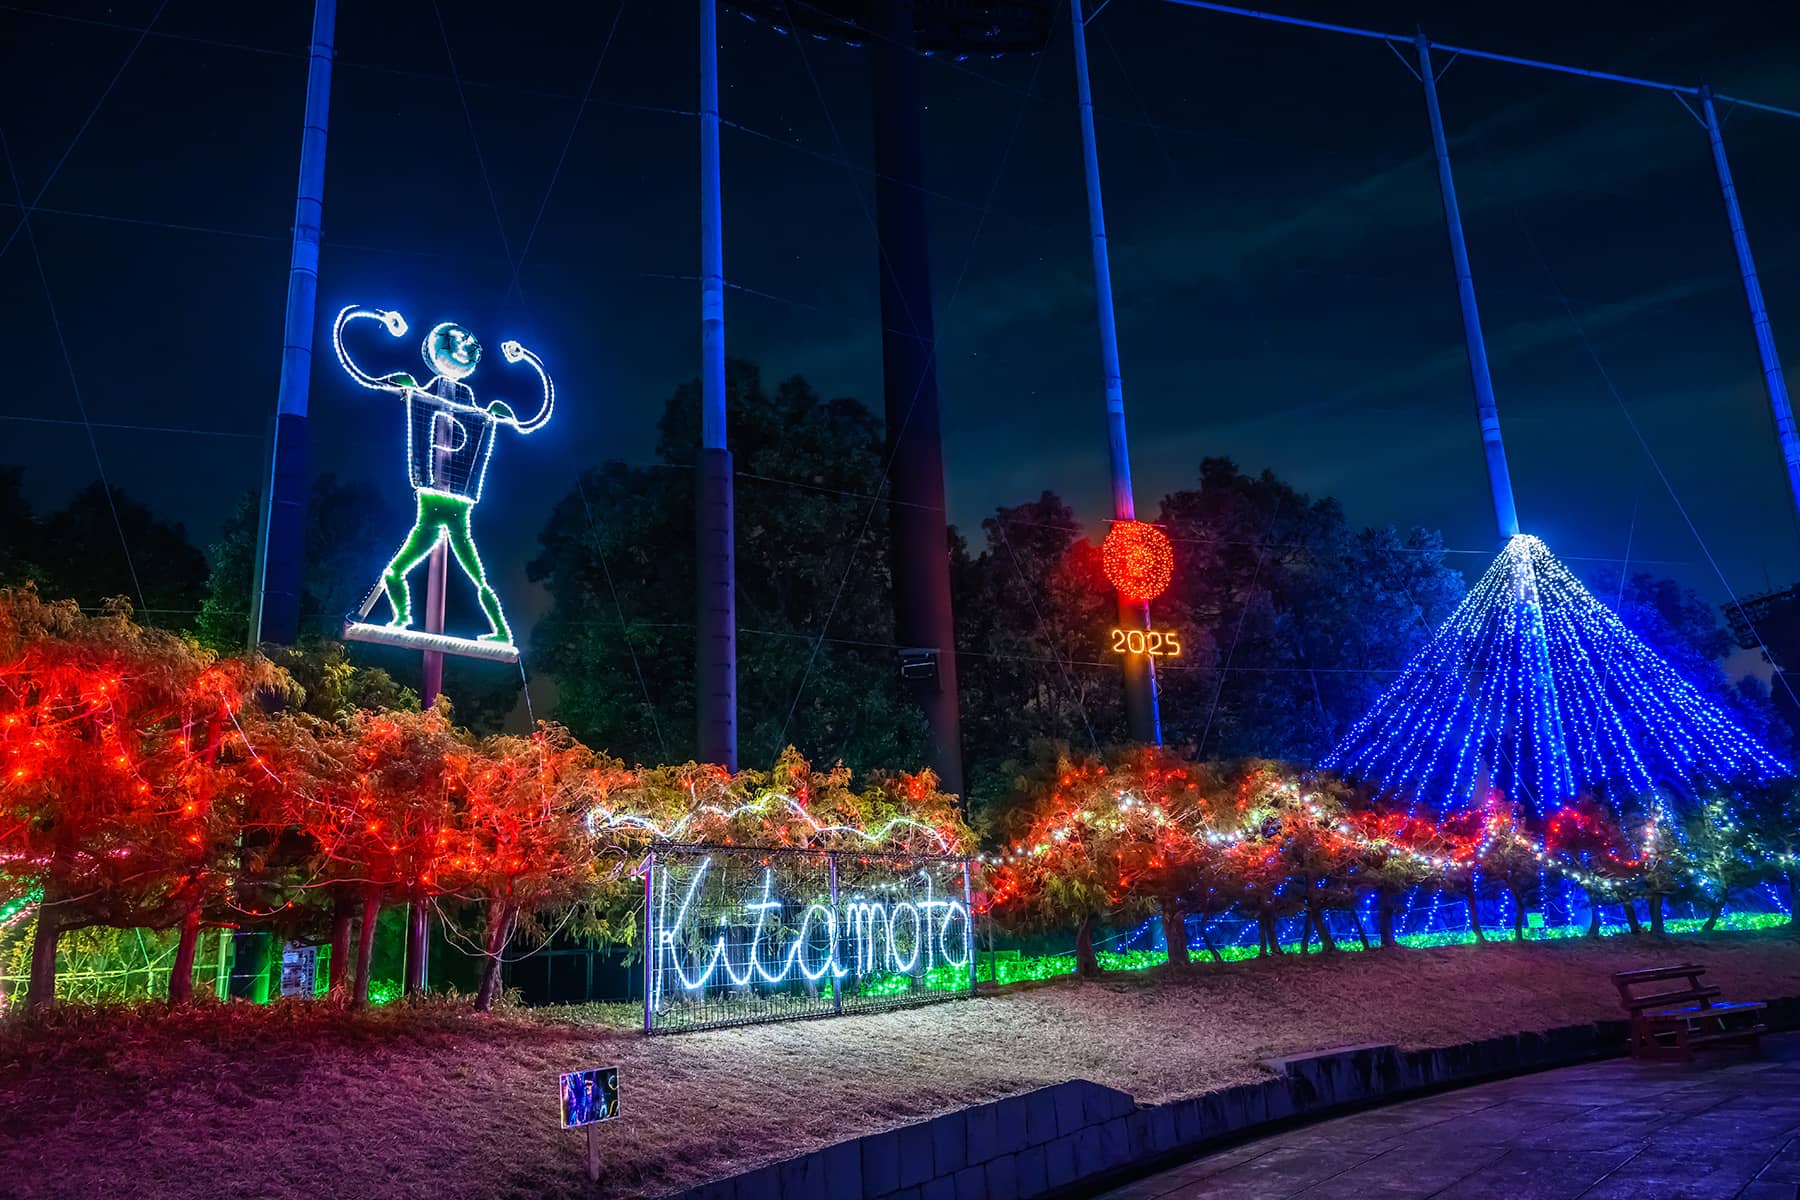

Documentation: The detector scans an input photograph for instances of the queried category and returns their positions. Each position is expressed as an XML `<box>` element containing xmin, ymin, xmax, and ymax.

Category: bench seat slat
<box><xmin>1613</xmin><ymin>964</ymin><xmax>1705</xmax><ymax>984</ymax></box>
<box><xmin>1644</xmin><ymin>1000</ymin><xmax>1766</xmax><ymax>1020</ymax></box>
<box><xmin>1624</xmin><ymin>987</ymin><xmax>1720</xmax><ymax>1012</ymax></box>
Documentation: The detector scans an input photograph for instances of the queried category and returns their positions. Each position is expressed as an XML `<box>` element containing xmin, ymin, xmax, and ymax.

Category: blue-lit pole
<box><xmin>696</xmin><ymin>0</ymin><xmax>738</xmax><ymax>769</ymax></box>
<box><xmin>249</xmin><ymin>0</ymin><xmax>335</xmax><ymax>650</ymax></box>
<box><xmin>1071</xmin><ymin>0</ymin><xmax>1160</xmax><ymax>745</ymax></box>
<box><xmin>1415</xmin><ymin>32</ymin><xmax>1520</xmax><ymax>543</ymax></box>
<box><xmin>1700</xmin><ymin>85</ymin><xmax>1800</xmax><ymax>530</ymax></box>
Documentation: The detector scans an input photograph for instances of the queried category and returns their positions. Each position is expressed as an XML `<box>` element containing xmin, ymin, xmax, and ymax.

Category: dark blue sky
<box><xmin>6</xmin><ymin>0</ymin><xmax>1800</xmax><ymax>636</ymax></box>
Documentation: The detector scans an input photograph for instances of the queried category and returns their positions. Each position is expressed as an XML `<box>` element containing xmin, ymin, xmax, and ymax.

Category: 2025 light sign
<box><xmin>644</xmin><ymin>846</ymin><xmax>977</xmax><ymax>1034</ymax></box>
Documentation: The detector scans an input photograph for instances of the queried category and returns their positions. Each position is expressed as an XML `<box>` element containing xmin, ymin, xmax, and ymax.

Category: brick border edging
<box><xmin>673</xmin><ymin>995</ymin><xmax>1800</xmax><ymax>1200</ymax></box>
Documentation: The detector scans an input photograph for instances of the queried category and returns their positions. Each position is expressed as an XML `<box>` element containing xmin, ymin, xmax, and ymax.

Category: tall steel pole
<box><xmin>1070</xmin><ymin>0</ymin><xmax>1160</xmax><ymax>744</ymax></box>
<box><xmin>1416</xmin><ymin>32</ymin><xmax>1519</xmax><ymax>543</ymax></box>
<box><xmin>696</xmin><ymin>0</ymin><xmax>738</xmax><ymax>770</ymax></box>
<box><xmin>1700</xmin><ymin>85</ymin><xmax>1800</xmax><ymax>529</ymax></box>
<box><xmin>871</xmin><ymin>0</ymin><xmax>964</xmax><ymax>794</ymax></box>
<box><xmin>249</xmin><ymin>0</ymin><xmax>336</xmax><ymax>649</ymax></box>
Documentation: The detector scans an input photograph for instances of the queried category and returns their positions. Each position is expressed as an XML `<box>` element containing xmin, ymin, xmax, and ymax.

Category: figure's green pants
<box><xmin>381</xmin><ymin>490</ymin><xmax>511</xmax><ymax>643</ymax></box>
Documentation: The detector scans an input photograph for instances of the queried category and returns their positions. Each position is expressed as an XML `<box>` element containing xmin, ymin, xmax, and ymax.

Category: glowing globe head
<box><xmin>424</xmin><ymin>322</ymin><xmax>482</xmax><ymax>381</ymax></box>
<box><xmin>1102</xmin><ymin>521</ymin><xmax>1175</xmax><ymax>603</ymax></box>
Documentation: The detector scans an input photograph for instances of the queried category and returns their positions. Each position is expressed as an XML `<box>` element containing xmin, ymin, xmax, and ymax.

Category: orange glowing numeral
<box><xmin>1109</xmin><ymin>629</ymin><xmax>1182</xmax><ymax>656</ymax></box>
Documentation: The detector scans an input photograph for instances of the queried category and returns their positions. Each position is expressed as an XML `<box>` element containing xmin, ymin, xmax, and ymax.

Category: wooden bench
<box><xmin>1612</xmin><ymin>964</ymin><xmax>1767</xmax><ymax>1061</ymax></box>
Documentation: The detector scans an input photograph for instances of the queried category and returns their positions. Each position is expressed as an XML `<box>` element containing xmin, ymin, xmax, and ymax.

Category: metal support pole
<box><xmin>642</xmin><ymin>851</ymin><xmax>657</xmax><ymax>1034</ymax></box>
<box><xmin>421</xmin><ymin>538</ymin><xmax>447</xmax><ymax>708</ymax></box>
<box><xmin>1070</xmin><ymin>0</ymin><xmax>1161</xmax><ymax>745</ymax></box>
<box><xmin>249</xmin><ymin>0</ymin><xmax>336</xmax><ymax>649</ymax></box>
<box><xmin>1415</xmin><ymin>32</ymin><xmax>1519</xmax><ymax>543</ymax></box>
<box><xmin>962</xmin><ymin>859</ymin><xmax>977</xmax><ymax>996</ymax></box>
<box><xmin>1700</xmin><ymin>85</ymin><xmax>1800</xmax><ymax>531</ymax></box>
<box><xmin>697</xmin><ymin>0</ymin><xmax>739</xmax><ymax>770</ymax></box>
<box><xmin>828</xmin><ymin>852</ymin><xmax>844</xmax><ymax>1014</ymax></box>
<box><xmin>871</xmin><ymin>0</ymin><xmax>965</xmax><ymax>796</ymax></box>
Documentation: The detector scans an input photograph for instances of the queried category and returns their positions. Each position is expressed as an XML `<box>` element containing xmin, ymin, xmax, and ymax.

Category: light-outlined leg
<box><xmin>442</xmin><ymin>502</ymin><xmax>511</xmax><ymax>643</ymax></box>
<box><xmin>379</xmin><ymin>498</ymin><xmax>445</xmax><ymax>626</ymax></box>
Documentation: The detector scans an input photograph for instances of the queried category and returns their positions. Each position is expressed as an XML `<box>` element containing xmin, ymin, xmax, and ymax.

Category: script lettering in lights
<box><xmin>645</xmin><ymin>848</ymin><xmax>976</xmax><ymax>1033</ymax></box>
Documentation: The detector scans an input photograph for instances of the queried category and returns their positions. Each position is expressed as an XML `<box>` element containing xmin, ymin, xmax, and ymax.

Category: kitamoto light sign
<box><xmin>644</xmin><ymin>846</ymin><xmax>976</xmax><ymax>1033</ymax></box>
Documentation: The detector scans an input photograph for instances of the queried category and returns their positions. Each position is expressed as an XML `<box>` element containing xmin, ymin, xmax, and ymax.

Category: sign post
<box><xmin>558</xmin><ymin>1066</ymin><xmax>619</xmax><ymax>1184</ymax></box>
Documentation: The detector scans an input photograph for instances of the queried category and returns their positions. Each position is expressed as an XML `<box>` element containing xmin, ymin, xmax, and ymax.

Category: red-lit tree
<box><xmin>448</xmin><ymin>726</ymin><xmax>614</xmax><ymax>1011</ymax></box>
<box><xmin>1543</xmin><ymin>797</ymin><xmax>1640</xmax><ymax>937</ymax></box>
<box><xmin>1343</xmin><ymin>807</ymin><xmax>1455</xmax><ymax>949</ymax></box>
<box><xmin>0</xmin><ymin>587</ymin><xmax>281</xmax><ymax>1008</ymax></box>
<box><xmin>988</xmin><ymin>754</ymin><xmax>1137</xmax><ymax>978</ymax></box>
<box><xmin>295</xmin><ymin>707</ymin><xmax>465</xmax><ymax>1006</ymax></box>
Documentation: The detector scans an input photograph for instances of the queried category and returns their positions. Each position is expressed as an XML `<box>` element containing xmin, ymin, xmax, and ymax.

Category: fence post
<box><xmin>642</xmin><ymin>850</ymin><xmax>656</xmax><ymax>1035</ymax></box>
<box><xmin>963</xmin><ymin>859</ymin><xmax>978</xmax><ymax>996</ymax></box>
<box><xmin>829</xmin><ymin>851</ymin><xmax>844</xmax><ymax>1015</ymax></box>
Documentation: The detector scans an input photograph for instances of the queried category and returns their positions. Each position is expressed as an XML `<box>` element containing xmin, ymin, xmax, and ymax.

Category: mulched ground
<box><xmin>3</xmin><ymin>931</ymin><xmax>1799</xmax><ymax>1200</ymax></box>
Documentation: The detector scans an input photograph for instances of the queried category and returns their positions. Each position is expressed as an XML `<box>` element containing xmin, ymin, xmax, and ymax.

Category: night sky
<box><xmin>7</xmin><ymin>0</ymin><xmax>1800</xmax><ymax>643</ymax></box>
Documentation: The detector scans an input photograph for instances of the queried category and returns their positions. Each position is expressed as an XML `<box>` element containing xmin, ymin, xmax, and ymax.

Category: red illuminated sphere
<box><xmin>1101</xmin><ymin>522</ymin><xmax>1175</xmax><ymax>603</ymax></box>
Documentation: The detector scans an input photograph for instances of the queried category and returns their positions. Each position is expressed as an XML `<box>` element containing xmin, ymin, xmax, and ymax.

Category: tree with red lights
<box><xmin>1343</xmin><ymin>808</ymin><xmax>1454</xmax><ymax>949</ymax></box>
<box><xmin>1543</xmin><ymin>798</ymin><xmax>1639</xmax><ymax>938</ymax></box>
<box><xmin>448</xmin><ymin>726</ymin><xmax>613</xmax><ymax>1011</ymax></box>
<box><xmin>1208</xmin><ymin>762</ymin><xmax>1306</xmax><ymax>957</ymax></box>
<box><xmin>988</xmin><ymin>752</ymin><xmax>1142</xmax><ymax>978</ymax></box>
<box><xmin>1474</xmin><ymin>799</ymin><xmax>1546</xmax><ymax>943</ymax></box>
<box><xmin>0</xmin><ymin>587</ymin><xmax>277</xmax><ymax>1007</ymax></box>
<box><xmin>295</xmin><ymin>707</ymin><xmax>466</xmax><ymax>1006</ymax></box>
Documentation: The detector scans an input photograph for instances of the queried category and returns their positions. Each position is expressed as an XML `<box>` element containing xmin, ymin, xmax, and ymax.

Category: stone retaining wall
<box><xmin>675</xmin><ymin>996</ymin><xmax>1800</xmax><ymax>1200</ymax></box>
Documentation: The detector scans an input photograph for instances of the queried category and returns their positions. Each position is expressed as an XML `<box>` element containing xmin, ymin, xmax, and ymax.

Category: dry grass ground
<box><xmin>3</xmin><ymin>932</ymin><xmax>1800</xmax><ymax>1200</ymax></box>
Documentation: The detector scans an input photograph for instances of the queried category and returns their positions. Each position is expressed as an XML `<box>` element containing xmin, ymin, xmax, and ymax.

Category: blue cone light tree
<box><xmin>1324</xmin><ymin>535</ymin><xmax>1788</xmax><ymax>813</ymax></box>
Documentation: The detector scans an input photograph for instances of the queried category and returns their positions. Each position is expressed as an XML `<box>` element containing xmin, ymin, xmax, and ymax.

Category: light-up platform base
<box><xmin>342</xmin><ymin>621</ymin><xmax>520</xmax><ymax>663</ymax></box>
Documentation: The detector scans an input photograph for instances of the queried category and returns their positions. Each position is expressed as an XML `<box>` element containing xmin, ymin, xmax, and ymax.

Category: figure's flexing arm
<box><xmin>333</xmin><ymin>306</ymin><xmax>415</xmax><ymax>392</ymax></box>
<box><xmin>488</xmin><ymin>340</ymin><xmax>555</xmax><ymax>433</ymax></box>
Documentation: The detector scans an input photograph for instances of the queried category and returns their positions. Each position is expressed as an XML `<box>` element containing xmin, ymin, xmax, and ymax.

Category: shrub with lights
<box><xmin>986</xmin><ymin>745</ymin><xmax>1800</xmax><ymax>973</ymax></box>
<box><xmin>0</xmin><ymin>587</ymin><xmax>974</xmax><ymax>1011</ymax></box>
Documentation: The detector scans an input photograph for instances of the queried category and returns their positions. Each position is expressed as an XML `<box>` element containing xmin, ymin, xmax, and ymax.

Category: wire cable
<box><xmin>770</xmin><ymin>0</ymin><xmax>1063</xmax><ymax>760</ymax></box>
<box><xmin>0</xmin><ymin>0</ymin><xmax>170</xmax><ymax>263</ymax></box>
<box><xmin>0</xmin><ymin>122</ymin><xmax>146</xmax><ymax>613</ymax></box>
<box><xmin>501</xmin><ymin>0</ymin><xmax>629</xmax><ymax>311</ymax></box>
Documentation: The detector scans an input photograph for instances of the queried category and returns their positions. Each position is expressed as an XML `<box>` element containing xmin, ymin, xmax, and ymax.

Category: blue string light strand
<box><xmin>1323</xmin><ymin>535</ymin><xmax>1788</xmax><ymax>812</ymax></box>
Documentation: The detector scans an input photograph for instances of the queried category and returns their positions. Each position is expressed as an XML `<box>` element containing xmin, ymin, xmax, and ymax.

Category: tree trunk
<box><xmin>1623</xmin><ymin>900</ymin><xmax>1644</xmax><ymax>935</ymax></box>
<box><xmin>1197</xmin><ymin>918</ymin><xmax>1223</xmax><ymax>964</ymax></box>
<box><xmin>1376</xmin><ymin>891</ymin><xmax>1399</xmax><ymax>949</ymax></box>
<box><xmin>1298</xmin><ymin>907</ymin><xmax>1311</xmax><ymax>955</ymax></box>
<box><xmin>474</xmin><ymin>902</ymin><xmax>512</xmax><ymax>1012</ymax></box>
<box><xmin>168</xmin><ymin>905</ymin><xmax>202</xmax><ymax>1004</ymax></box>
<box><xmin>1506</xmin><ymin>886</ymin><xmax>1526</xmax><ymax>942</ymax></box>
<box><xmin>353</xmin><ymin>887</ymin><xmax>383</xmax><ymax>1008</ymax></box>
<box><xmin>329</xmin><ymin>894</ymin><xmax>354</xmax><ymax>993</ymax></box>
<box><xmin>1701</xmin><ymin>897</ymin><xmax>1725</xmax><ymax>933</ymax></box>
<box><xmin>1074</xmin><ymin>915</ymin><xmax>1103</xmax><ymax>979</ymax></box>
<box><xmin>1463</xmin><ymin>881</ymin><xmax>1487</xmax><ymax>944</ymax></box>
<box><xmin>405</xmin><ymin>900</ymin><xmax>429</xmax><ymax>996</ymax></box>
<box><xmin>26</xmin><ymin>907</ymin><xmax>59</xmax><ymax>1011</ymax></box>
<box><xmin>1649</xmin><ymin>892</ymin><xmax>1666</xmax><ymax>936</ymax></box>
<box><xmin>1307</xmin><ymin>902</ymin><xmax>1337</xmax><ymax>952</ymax></box>
<box><xmin>1160</xmin><ymin>899</ymin><xmax>1190</xmax><ymax>969</ymax></box>
<box><xmin>1349</xmin><ymin>903</ymin><xmax>1371</xmax><ymax>951</ymax></box>
<box><xmin>1585</xmin><ymin>890</ymin><xmax>1602</xmax><ymax>939</ymax></box>
<box><xmin>1787</xmin><ymin>871</ymin><xmax>1800</xmax><ymax>936</ymax></box>
<box><xmin>1260</xmin><ymin>910</ymin><xmax>1284</xmax><ymax>956</ymax></box>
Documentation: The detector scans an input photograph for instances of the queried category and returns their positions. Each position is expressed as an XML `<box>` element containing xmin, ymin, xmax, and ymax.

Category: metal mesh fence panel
<box><xmin>645</xmin><ymin>845</ymin><xmax>976</xmax><ymax>1034</ymax></box>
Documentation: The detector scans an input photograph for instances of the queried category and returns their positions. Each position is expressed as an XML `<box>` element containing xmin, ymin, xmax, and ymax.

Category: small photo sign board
<box><xmin>560</xmin><ymin>1066</ymin><xmax>619</xmax><ymax>1184</ymax></box>
<box><xmin>560</xmin><ymin>1066</ymin><xmax>620</xmax><ymax>1129</ymax></box>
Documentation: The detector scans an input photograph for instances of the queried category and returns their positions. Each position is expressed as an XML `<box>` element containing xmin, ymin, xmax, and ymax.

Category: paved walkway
<box><xmin>1098</xmin><ymin>1034</ymin><xmax>1800</xmax><ymax>1200</ymax></box>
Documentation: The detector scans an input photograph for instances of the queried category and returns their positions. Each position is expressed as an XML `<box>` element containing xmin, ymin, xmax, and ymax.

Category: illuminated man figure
<box><xmin>334</xmin><ymin>305</ymin><xmax>554</xmax><ymax>646</ymax></box>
